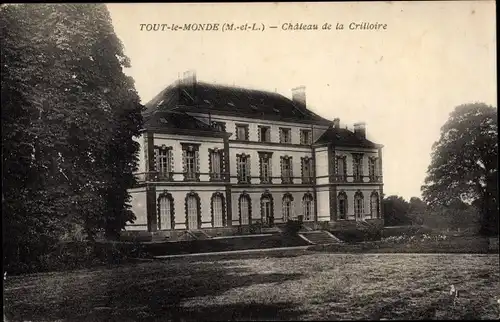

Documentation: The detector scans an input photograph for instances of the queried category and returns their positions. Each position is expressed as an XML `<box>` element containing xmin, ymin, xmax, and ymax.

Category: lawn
<box><xmin>3</xmin><ymin>252</ymin><xmax>499</xmax><ymax>321</ymax></box>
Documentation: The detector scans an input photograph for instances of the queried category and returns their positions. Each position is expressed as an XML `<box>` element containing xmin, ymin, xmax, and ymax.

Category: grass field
<box><xmin>4</xmin><ymin>252</ymin><xmax>499</xmax><ymax>321</ymax></box>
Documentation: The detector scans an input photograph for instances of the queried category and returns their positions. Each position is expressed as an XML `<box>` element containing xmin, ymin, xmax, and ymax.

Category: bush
<box><xmin>283</xmin><ymin>220</ymin><xmax>302</xmax><ymax>236</ymax></box>
<box><xmin>333</xmin><ymin>227</ymin><xmax>382</xmax><ymax>243</ymax></box>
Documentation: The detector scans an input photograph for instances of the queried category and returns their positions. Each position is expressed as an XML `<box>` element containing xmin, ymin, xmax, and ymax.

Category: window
<box><xmin>258</xmin><ymin>152</ymin><xmax>272</xmax><ymax>183</ymax></box>
<box><xmin>154</xmin><ymin>146</ymin><xmax>173</xmax><ymax>180</ymax></box>
<box><xmin>354</xmin><ymin>191</ymin><xmax>364</xmax><ymax>220</ymax></box>
<box><xmin>303</xmin><ymin>193</ymin><xmax>313</xmax><ymax>221</ymax></box>
<box><xmin>212</xmin><ymin>121</ymin><xmax>226</xmax><ymax>132</ymax></box>
<box><xmin>279</xmin><ymin>127</ymin><xmax>291</xmax><ymax>144</ymax></box>
<box><xmin>300</xmin><ymin>129</ymin><xmax>312</xmax><ymax>145</ymax></box>
<box><xmin>236</xmin><ymin>124</ymin><xmax>249</xmax><ymax>141</ymax></box>
<box><xmin>370</xmin><ymin>191</ymin><xmax>379</xmax><ymax>219</ymax></box>
<box><xmin>209</xmin><ymin>149</ymin><xmax>223</xmax><ymax>181</ymax></box>
<box><xmin>239</xmin><ymin>194</ymin><xmax>251</xmax><ymax>225</ymax></box>
<box><xmin>335</xmin><ymin>156</ymin><xmax>347</xmax><ymax>182</ymax></box>
<box><xmin>281</xmin><ymin>156</ymin><xmax>293</xmax><ymax>184</ymax></box>
<box><xmin>338</xmin><ymin>192</ymin><xmax>347</xmax><ymax>220</ymax></box>
<box><xmin>212</xmin><ymin>193</ymin><xmax>225</xmax><ymax>227</ymax></box>
<box><xmin>158</xmin><ymin>193</ymin><xmax>174</xmax><ymax>230</ymax></box>
<box><xmin>186</xmin><ymin>193</ymin><xmax>200</xmax><ymax>230</ymax></box>
<box><xmin>237</xmin><ymin>154</ymin><xmax>251</xmax><ymax>183</ymax></box>
<box><xmin>259</xmin><ymin>126</ymin><xmax>271</xmax><ymax>142</ymax></box>
<box><xmin>369</xmin><ymin>157</ymin><xmax>379</xmax><ymax>182</ymax></box>
<box><xmin>282</xmin><ymin>194</ymin><xmax>293</xmax><ymax>222</ymax></box>
<box><xmin>301</xmin><ymin>157</ymin><xmax>314</xmax><ymax>183</ymax></box>
<box><xmin>261</xmin><ymin>194</ymin><xmax>273</xmax><ymax>226</ymax></box>
<box><xmin>352</xmin><ymin>154</ymin><xmax>363</xmax><ymax>182</ymax></box>
<box><xmin>181</xmin><ymin>144</ymin><xmax>200</xmax><ymax>181</ymax></box>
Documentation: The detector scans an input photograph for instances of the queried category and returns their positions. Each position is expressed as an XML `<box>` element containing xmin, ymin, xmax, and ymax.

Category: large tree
<box><xmin>2</xmin><ymin>4</ymin><xmax>143</xmax><ymax>271</ymax></box>
<box><xmin>421</xmin><ymin>103</ymin><xmax>498</xmax><ymax>235</ymax></box>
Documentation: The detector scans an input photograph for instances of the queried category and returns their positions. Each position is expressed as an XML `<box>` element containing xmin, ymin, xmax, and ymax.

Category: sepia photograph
<box><xmin>1</xmin><ymin>1</ymin><xmax>498</xmax><ymax>321</ymax></box>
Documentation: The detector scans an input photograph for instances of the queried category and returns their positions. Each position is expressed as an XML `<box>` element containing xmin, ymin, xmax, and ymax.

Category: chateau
<box><xmin>127</xmin><ymin>71</ymin><xmax>384</xmax><ymax>239</ymax></box>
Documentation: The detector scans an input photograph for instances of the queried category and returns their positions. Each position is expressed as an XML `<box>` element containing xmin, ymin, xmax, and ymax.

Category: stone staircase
<box><xmin>189</xmin><ymin>230</ymin><xmax>212</xmax><ymax>240</ymax></box>
<box><xmin>299</xmin><ymin>230</ymin><xmax>343</xmax><ymax>245</ymax></box>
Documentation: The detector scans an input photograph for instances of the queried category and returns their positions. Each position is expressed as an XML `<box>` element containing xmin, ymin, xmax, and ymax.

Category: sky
<box><xmin>106</xmin><ymin>1</ymin><xmax>496</xmax><ymax>201</ymax></box>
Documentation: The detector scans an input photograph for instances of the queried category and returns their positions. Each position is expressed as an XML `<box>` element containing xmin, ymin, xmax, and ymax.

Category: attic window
<box><xmin>160</xmin><ymin>118</ymin><xmax>168</xmax><ymax>124</ymax></box>
<box><xmin>272</xmin><ymin>108</ymin><xmax>280</xmax><ymax>113</ymax></box>
<box><xmin>250</xmin><ymin>105</ymin><xmax>258</xmax><ymax>111</ymax></box>
<box><xmin>203</xmin><ymin>99</ymin><xmax>211</xmax><ymax>104</ymax></box>
<box><xmin>228</xmin><ymin>102</ymin><xmax>235</xmax><ymax>107</ymax></box>
<box><xmin>157</xmin><ymin>99</ymin><xmax>164</xmax><ymax>106</ymax></box>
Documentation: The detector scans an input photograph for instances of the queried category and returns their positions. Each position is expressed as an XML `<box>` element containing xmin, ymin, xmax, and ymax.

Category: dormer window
<box><xmin>212</xmin><ymin>121</ymin><xmax>226</xmax><ymax>132</ymax></box>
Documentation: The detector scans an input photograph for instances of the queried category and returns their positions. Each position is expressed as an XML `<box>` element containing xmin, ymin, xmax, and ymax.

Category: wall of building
<box><xmin>228</xmin><ymin>142</ymin><xmax>312</xmax><ymax>184</ymax></box>
<box><xmin>334</xmin><ymin>185</ymin><xmax>383</xmax><ymax>220</ymax></box>
<box><xmin>155</xmin><ymin>185</ymin><xmax>227</xmax><ymax>229</ymax></box>
<box><xmin>128</xmin><ymin>188</ymin><xmax>148</xmax><ymax>231</ymax></box>
<box><xmin>334</xmin><ymin>147</ymin><xmax>380</xmax><ymax>183</ymax></box>
<box><xmin>314</xmin><ymin>147</ymin><xmax>329</xmax><ymax>185</ymax></box>
<box><xmin>316</xmin><ymin>187</ymin><xmax>331</xmax><ymax>221</ymax></box>
<box><xmin>230</xmin><ymin>187</ymin><xmax>316</xmax><ymax>225</ymax></box>
<box><xmin>189</xmin><ymin>113</ymin><xmax>329</xmax><ymax>145</ymax></box>
<box><xmin>152</xmin><ymin>133</ymin><xmax>225</xmax><ymax>181</ymax></box>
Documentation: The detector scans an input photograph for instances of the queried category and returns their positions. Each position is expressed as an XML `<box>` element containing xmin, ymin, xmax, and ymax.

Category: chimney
<box><xmin>291</xmin><ymin>86</ymin><xmax>306</xmax><ymax>107</ymax></box>
<box><xmin>180</xmin><ymin>70</ymin><xmax>197</xmax><ymax>102</ymax></box>
<box><xmin>353</xmin><ymin>122</ymin><xmax>366</xmax><ymax>139</ymax></box>
<box><xmin>333</xmin><ymin>118</ymin><xmax>340</xmax><ymax>129</ymax></box>
<box><xmin>182</xmin><ymin>70</ymin><xmax>197</xmax><ymax>85</ymax></box>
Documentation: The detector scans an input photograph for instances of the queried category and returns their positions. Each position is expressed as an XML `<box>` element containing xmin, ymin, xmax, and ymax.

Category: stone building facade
<box><xmin>127</xmin><ymin>71</ymin><xmax>384</xmax><ymax>237</ymax></box>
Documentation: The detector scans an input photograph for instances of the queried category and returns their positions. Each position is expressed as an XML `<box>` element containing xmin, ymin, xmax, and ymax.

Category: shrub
<box><xmin>283</xmin><ymin>220</ymin><xmax>302</xmax><ymax>236</ymax></box>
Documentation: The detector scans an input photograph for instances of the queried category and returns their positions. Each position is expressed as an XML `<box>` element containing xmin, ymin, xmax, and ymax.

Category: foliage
<box><xmin>422</xmin><ymin>103</ymin><xmax>498</xmax><ymax>235</ymax></box>
<box><xmin>382</xmin><ymin>195</ymin><xmax>411</xmax><ymax>226</ymax></box>
<box><xmin>1</xmin><ymin>4</ymin><xmax>143</xmax><ymax>273</ymax></box>
<box><xmin>283</xmin><ymin>220</ymin><xmax>302</xmax><ymax>236</ymax></box>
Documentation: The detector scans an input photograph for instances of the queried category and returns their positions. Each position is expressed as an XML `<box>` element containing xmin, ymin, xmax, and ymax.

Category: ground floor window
<box><xmin>186</xmin><ymin>193</ymin><xmax>200</xmax><ymax>229</ymax></box>
<box><xmin>338</xmin><ymin>192</ymin><xmax>348</xmax><ymax>220</ymax></box>
<box><xmin>239</xmin><ymin>194</ymin><xmax>251</xmax><ymax>225</ymax></box>
<box><xmin>302</xmin><ymin>193</ymin><xmax>313</xmax><ymax>221</ymax></box>
<box><xmin>212</xmin><ymin>193</ymin><xmax>224</xmax><ymax>227</ymax></box>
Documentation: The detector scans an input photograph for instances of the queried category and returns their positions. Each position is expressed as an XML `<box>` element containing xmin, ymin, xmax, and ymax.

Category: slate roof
<box><xmin>144</xmin><ymin>81</ymin><xmax>332</xmax><ymax>125</ymax></box>
<box><xmin>143</xmin><ymin>110</ymin><xmax>222</xmax><ymax>134</ymax></box>
<box><xmin>315</xmin><ymin>126</ymin><xmax>381</xmax><ymax>148</ymax></box>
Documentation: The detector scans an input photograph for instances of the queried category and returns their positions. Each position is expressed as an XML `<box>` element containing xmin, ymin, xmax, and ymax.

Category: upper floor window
<box><xmin>154</xmin><ymin>145</ymin><xmax>173</xmax><ymax>181</ymax></box>
<box><xmin>237</xmin><ymin>153</ymin><xmax>251</xmax><ymax>183</ymax></box>
<box><xmin>259</xmin><ymin>152</ymin><xmax>273</xmax><ymax>183</ymax></box>
<box><xmin>279</xmin><ymin>127</ymin><xmax>292</xmax><ymax>144</ymax></box>
<box><xmin>369</xmin><ymin>157</ymin><xmax>379</xmax><ymax>182</ymax></box>
<box><xmin>301</xmin><ymin>157</ymin><xmax>314</xmax><ymax>183</ymax></box>
<box><xmin>258</xmin><ymin>125</ymin><xmax>271</xmax><ymax>143</ymax></box>
<box><xmin>209</xmin><ymin>148</ymin><xmax>224</xmax><ymax>181</ymax></box>
<box><xmin>300</xmin><ymin>129</ymin><xmax>312</xmax><ymax>145</ymax></box>
<box><xmin>181</xmin><ymin>143</ymin><xmax>200</xmax><ymax>181</ymax></box>
<box><xmin>235</xmin><ymin>124</ymin><xmax>249</xmax><ymax>141</ymax></box>
<box><xmin>281</xmin><ymin>156</ymin><xmax>293</xmax><ymax>184</ymax></box>
<box><xmin>212</xmin><ymin>121</ymin><xmax>226</xmax><ymax>132</ymax></box>
<box><xmin>335</xmin><ymin>156</ymin><xmax>347</xmax><ymax>182</ymax></box>
<box><xmin>352</xmin><ymin>153</ymin><xmax>363</xmax><ymax>182</ymax></box>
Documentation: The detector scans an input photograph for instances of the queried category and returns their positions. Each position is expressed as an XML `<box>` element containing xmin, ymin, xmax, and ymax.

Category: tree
<box><xmin>2</xmin><ymin>4</ymin><xmax>143</xmax><ymax>271</ymax></box>
<box><xmin>383</xmin><ymin>195</ymin><xmax>411</xmax><ymax>226</ymax></box>
<box><xmin>421</xmin><ymin>103</ymin><xmax>498</xmax><ymax>236</ymax></box>
<box><xmin>408</xmin><ymin>197</ymin><xmax>428</xmax><ymax>214</ymax></box>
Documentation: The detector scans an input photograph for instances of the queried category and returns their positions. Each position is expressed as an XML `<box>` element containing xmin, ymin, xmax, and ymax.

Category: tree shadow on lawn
<box><xmin>5</xmin><ymin>259</ymin><xmax>306</xmax><ymax>321</ymax></box>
